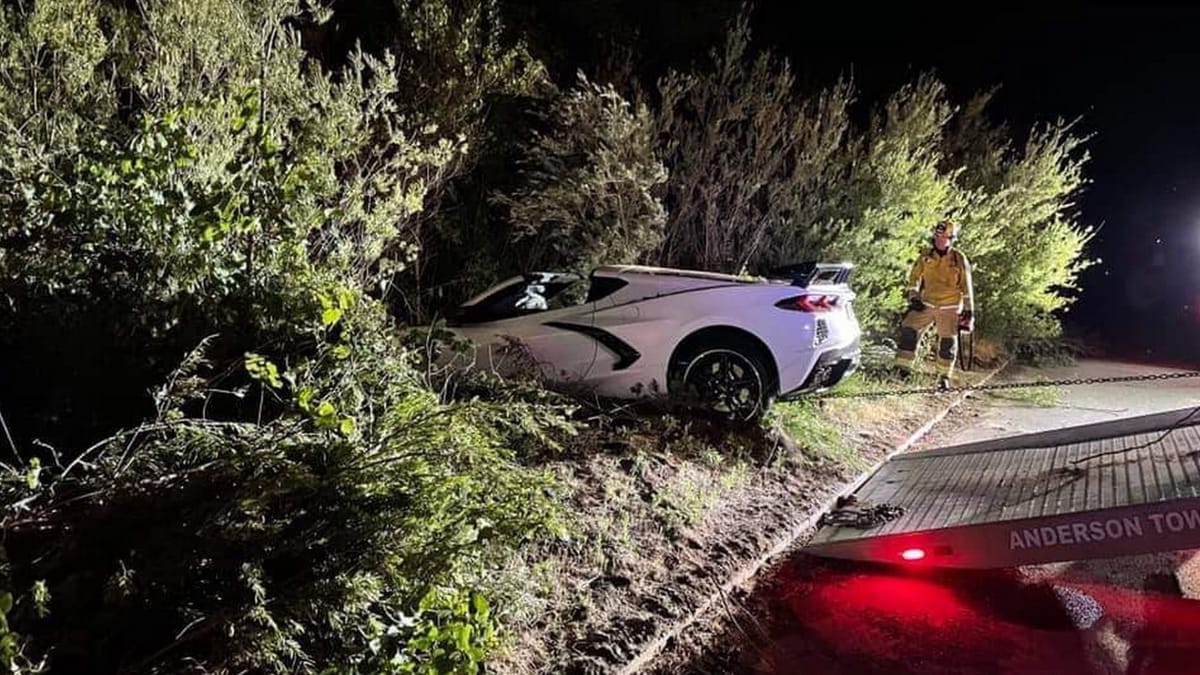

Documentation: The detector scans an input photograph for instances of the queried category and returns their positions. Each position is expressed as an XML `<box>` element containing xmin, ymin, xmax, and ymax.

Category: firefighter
<box><xmin>893</xmin><ymin>219</ymin><xmax>975</xmax><ymax>387</ymax></box>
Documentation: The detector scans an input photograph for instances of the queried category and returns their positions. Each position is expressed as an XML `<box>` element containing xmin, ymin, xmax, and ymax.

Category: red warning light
<box><xmin>900</xmin><ymin>548</ymin><xmax>926</xmax><ymax>561</ymax></box>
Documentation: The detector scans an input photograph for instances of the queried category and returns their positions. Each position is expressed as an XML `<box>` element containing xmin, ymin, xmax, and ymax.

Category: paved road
<box><xmin>737</xmin><ymin>359</ymin><xmax>1200</xmax><ymax>675</ymax></box>
<box><xmin>944</xmin><ymin>359</ymin><xmax>1200</xmax><ymax>445</ymax></box>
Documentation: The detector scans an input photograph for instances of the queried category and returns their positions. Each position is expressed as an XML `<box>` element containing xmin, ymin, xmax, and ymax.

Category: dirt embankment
<box><xmin>645</xmin><ymin>393</ymin><xmax>1000</xmax><ymax>675</ymax></box>
<box><xmin>494</xmin><ymin>366</ymin><xmax>997</xmax><ymax>675</ymax></box>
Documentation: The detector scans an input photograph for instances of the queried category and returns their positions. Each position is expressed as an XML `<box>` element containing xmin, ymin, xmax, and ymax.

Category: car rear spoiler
<box><xmin>767</xmin><ymin>262</ymin><xmax>854</xmax><ymax>287</ymax></box>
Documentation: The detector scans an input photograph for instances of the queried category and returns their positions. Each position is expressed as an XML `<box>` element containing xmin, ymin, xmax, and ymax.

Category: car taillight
<box><xmin>776</xmin><ymin>294</ymin><xmax>839</xmax><ymax>312</ymax></box>
<box><xmin>900</xmin><ymin>548</ymin><xmax>926</xmax><ymax>562</ymax></box>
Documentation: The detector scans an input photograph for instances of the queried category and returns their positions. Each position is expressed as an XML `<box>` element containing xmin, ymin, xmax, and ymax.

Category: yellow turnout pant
<box><xmin>894</xmin><ymin>306</ymin><xmax>960</xmax><ymax>376</ymax></box>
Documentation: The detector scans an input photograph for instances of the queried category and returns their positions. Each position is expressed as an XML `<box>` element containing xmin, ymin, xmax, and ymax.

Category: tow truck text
<box><xmin>1009</xmin><ymin>509</ymin><xmax>1200</xmax><ymax>550</ymax></box>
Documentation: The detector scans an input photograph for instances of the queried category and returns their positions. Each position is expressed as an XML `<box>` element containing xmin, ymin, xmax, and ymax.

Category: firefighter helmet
<box><xmin>933</xmin><ymin>219</ymin><xmax>960</xmax><ymax>240</ymax></box>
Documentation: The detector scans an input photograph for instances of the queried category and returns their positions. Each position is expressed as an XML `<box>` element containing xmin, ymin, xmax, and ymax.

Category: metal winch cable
<box><xmin>1068</xmin><ymin>403</ymin><xmax>1200</xmax><ymax>466</ymax></box>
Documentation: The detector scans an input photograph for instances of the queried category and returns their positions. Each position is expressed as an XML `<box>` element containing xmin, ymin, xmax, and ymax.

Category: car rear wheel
<box><xmin>674</xmin><ymin>341</ymin><xmax>773</xmax><ymax>421</ymax></box>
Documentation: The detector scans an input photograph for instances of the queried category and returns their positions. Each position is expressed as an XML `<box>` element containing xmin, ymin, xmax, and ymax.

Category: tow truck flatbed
<box><xmin>805</xmin><ymin>407</ymin><xmax>1200</xmax><ymax>568</ymax></box>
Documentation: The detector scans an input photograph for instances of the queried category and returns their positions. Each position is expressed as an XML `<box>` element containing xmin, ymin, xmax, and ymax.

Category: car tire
<box><xmin>671</xmin><ymin>337</ymin><xmax>775</xmax><ymax>421</ymax></box>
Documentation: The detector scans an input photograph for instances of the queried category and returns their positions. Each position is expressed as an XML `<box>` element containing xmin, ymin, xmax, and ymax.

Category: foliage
<box><xmin>1</xmin><ymin>592</ymin><xmax>19</xmax><ymax>671</ymax></box>
<box><xmin>0</xmin><ymin>0</ymin><xmax>462</xmax><ymax>450</ymax></box>
<box><xmin>0</xmin><ymin>0</ymin><xmax>575</xmax><ymax>672</ymax></box>
<box><xmin>766</xmin><ymin>402</ymin><xmax>861</xmax><ymax>469</ymax></box>
<box><xmin>823</xmin><ymin>75</ymin><xmax>962</xmax><ymax>333</ymax></box>
<box><xmin>0</xmin><ymin>593</ymin><xmax>13</xmax><ymax>670</ymax></box>
<box><xmin>398</xmin><ymin>16</ymin><xmax>668</xmax><ymax>316</ymax></box>
<box><xmin>0</xmin><ymin>297</ymin><xmax>574</xmax><ymax>673</ymax></box>
<box><xmin>650</xmin><ymin>8</ymin><xmax>1093</xmax><ymax>343</ymax></box>
<box><xmin>391</xmin><ymin>0</ymin><xmax>548</xmax><ymax>156</ymax></box>
<box><xmin>950</xmin><ymin>116</ymin><xmax>1096</xmax><ymax>340</ymax></box>
<box><xmin>385</xmin><ymin>0</ymin><xmax>554</xmax><ymax>320</ymax></box>
<box><xmin>0</xmin><ymin>589</ymin><xmax>45</xmax><ymax>674</ymax></box>
<box><xmin>494</xmin><ymin>73</ymin><xmax>667</xmax><ymax>273</ymax></box>
<box><xmin>341</xmin><ymin>588</ymin><xmax>499</xmax><ymax>675</ymax></box>
<box><xmin>655</xmin><ymin>14</ymin><xmax>854</xmax><ymax>274</ymax></box>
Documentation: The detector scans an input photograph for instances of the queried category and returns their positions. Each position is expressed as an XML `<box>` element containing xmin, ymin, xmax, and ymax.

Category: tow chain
<box><xmin>813</xmin><ymin>369</ymin><xmax>1200</xmax><ymax>401</ymax></box>
<box><xmin>818</xmin><ymin>496</ymin><xmax>905</xmax><ymax>530</ymax></box>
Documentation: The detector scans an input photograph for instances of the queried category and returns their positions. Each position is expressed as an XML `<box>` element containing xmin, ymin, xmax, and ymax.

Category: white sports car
<box><xmin>441</xmin><ymin>263</ymin><xmax>862</xmax><ymax>419</ymax></box>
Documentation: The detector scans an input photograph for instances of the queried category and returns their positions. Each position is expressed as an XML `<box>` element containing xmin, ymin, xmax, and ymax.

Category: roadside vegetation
<box><xmin>988</xmin><ymin>382</ymin><xmax>1063</xmax><ymax>407</ymax></box>
<box><xmin>0</xmin><ymin>1</ymin><xmax>1089</xmax><ymax>672</ymax></box>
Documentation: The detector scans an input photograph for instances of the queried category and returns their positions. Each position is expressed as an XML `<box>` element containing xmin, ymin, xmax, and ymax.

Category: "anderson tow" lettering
<box><xmin>1009</xmin><ymin>508</ymin><xmax>1200</xmax><ymax>550</ymax></box>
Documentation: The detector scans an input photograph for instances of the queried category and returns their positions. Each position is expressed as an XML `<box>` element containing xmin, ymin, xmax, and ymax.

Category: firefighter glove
<box><xmin>958</xmin><ymin>309</ymin><xmax>974</xmax><ymax>332</ymax></box>
<box><xmin>907</xmin><ymin>295</ymin><xmax>925</xmax><ymax>313</ymax></box>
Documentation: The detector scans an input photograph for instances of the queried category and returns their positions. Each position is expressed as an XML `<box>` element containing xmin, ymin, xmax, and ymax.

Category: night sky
<box><xmin>511</xmin><ymin>1</ymin><xmax>1200</xmax><ymax>363</ymax></box>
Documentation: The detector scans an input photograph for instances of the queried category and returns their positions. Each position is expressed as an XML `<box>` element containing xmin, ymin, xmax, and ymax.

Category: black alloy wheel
<box><xmin>680</xmin><ymin>348</ymin><xmax>768</xmax><ymax>421</ymax></box>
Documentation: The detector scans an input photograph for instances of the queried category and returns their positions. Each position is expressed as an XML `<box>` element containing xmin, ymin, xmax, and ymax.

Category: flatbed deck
<box><xmin>805</xmin><ymin>407</ymin><xmax>1200</xmax><ymax>568</ymax></box>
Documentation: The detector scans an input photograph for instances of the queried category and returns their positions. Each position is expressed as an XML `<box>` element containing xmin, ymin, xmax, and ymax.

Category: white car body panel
<box><xmin>442</xmin><ymin>264</ymin><xmax>862</xmax><ymax>403</ymax></box>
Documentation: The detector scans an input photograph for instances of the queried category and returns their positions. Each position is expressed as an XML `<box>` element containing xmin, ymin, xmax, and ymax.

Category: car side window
<box><xmin>451</xmin><ymin>273</ymin><xmax>585</xmax><ymax>324</ymax></box>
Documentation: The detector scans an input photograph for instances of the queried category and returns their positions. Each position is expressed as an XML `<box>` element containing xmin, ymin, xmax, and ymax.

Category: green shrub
<box><xmin>0</xmin><ymin>590</ymin><xmax>45</xmax><ymax>674</ymax></box>
<box><xmin>655</xmin><ymin>14</ymin><xmax>854</xmax><ymax>274</ymax></box>
<box><xmin>826</xmin><ymin>75</ymin><xmax>961</xmax><ymax>334</ymax></box>
<box><xmin>649</xmin><ymin>8</ymin><xmax>1093</xmax><ymax>344</ymax></box>
<box><xmin>494</xmin><ymin>73</ymin><xmax>667</xmax><ymax>274</ymax></box>
<box><xmin>383</xmin><ymin>0</ymin><xmax>553</xmax><ymax>320</ymax></box>
<box><xmin>342</xmin><ymin>588</ymin><xmax>499</xmax><ymax>675</ymax></box>
<box><xmin>0</xmin><ymin>0</ymin><xmax>459</xmax><ymax>452</ymax></box>
<box><xmin>1</xmin><ymin>297</ymin><xmax>574</xmax><ymax>672</ymax></box>
<box><xmin>0</xmin><ymin>1</ymin><xmax>575</xmax><ymax>672</ymax></box>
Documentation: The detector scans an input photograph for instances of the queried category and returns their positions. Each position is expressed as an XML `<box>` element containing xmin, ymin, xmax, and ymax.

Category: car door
<box><xmin>449</xmin><ymin>274</ymin><xmax>615</xmax><ymax>384</ymax></box>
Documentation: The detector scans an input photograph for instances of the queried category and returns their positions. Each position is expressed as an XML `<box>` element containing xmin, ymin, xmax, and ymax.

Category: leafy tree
<box><xmin>384</xmin><ymin>0</ymin><xmax>554</xmax><ymax>321</ymax></box>
<box><xmin>827</xmin><ymin>75</ymin><xmax>963</xmax><ymax>333</ymax></box>
<box><xmin>648</xmin><ymin>7</ymin><xmax>1092</xmax><ymax>342</ymax></box>
<box><xmin>655</xmin><ymin>13</ymin><xmax>815</xmax><ymax>273</ymax></box>
<box><xmin>952</xmin><ymin>117</ymin><xmax>1096</xmax><ymax>340</ymax></box>
<box><xmin>494</xmin><ymin>73</ymin><xmax>667</xmax><ymax>274</ymax></box>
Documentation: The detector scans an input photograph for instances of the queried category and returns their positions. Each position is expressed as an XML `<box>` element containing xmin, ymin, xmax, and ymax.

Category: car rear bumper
<box><xmin>779</xmin><ymin>338</ymin><xmax>861</xmax><ymax>399</ymax></box>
